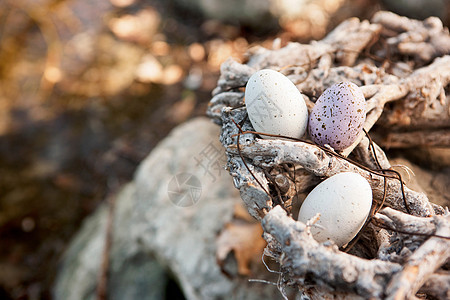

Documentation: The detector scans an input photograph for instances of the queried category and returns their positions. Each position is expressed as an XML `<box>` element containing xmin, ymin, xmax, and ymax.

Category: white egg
<box><xmin>298</xmin><ymin>172</ymin><xmax>372</xmax><ymax>247</ymax></box>
<box><xmin>245</xmin><ymin>69</ymin><xmax>308</xmax><ymax>139</ymax></box>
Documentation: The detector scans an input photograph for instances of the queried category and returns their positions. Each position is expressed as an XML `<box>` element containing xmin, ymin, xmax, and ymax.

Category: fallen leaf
<box><xmin>216</xmin><ymin>207</ymin><xmax>266</xmax><ymax>276</ymax></box>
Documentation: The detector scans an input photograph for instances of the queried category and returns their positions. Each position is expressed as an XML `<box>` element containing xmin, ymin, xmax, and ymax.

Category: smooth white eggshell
<box><xmin>245</xmin><ymin>69</ymin><xmax>308</xmax><ymax>139</ymax></box>
<box><xmin>298</xmin><ymin>172</ymin><xmax>372</xmax><ymax>247</ymax></box>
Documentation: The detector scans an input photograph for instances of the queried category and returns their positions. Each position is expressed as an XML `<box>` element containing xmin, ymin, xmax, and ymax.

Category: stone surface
<box><xmin>381</xmin><ymin>0</ymin><xmax>449</xmax><ymax>23</ymax></box>
<box><xmin>171</xmin><ymin>0</ymin><xmax>273</xmax><ymax>26</ymax></box>
<box><xmin>53</xmin><ymin>183</ymin><xmax>168</xmax><ymax>300</ymax></box>
<box><xmin>53</xmin><ymin>117</ymin><xmax>281</xmax><ymax>300</ymax></box>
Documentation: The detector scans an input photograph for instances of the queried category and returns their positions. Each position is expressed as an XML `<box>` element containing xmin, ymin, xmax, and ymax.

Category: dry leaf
<box><xmin>216</xmin><ymin>205</ymin><xmax>266</xmax><ymax>276</ymax></box>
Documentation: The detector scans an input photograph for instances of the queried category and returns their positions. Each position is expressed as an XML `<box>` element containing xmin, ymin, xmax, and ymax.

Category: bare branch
<box><xmin>262</xmin><ymin>206</ymin><xmax>401</xmax><ymax>298</ymax></box>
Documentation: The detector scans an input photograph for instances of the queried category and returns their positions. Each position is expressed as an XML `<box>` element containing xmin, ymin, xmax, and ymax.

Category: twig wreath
<box><xmin>207</xmin><ymin>11</ymin><xmax>450</xmax><ymax>299</ymax></box>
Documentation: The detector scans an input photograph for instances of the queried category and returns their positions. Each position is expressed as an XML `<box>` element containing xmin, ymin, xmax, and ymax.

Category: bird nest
<box><xmin>207</xmin><ymin>11</ymin><xmax>450</xmax><ymax>299</ymax></box>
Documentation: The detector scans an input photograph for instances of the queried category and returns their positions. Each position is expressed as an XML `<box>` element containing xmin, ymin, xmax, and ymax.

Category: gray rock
<box><xmin>53</xmin><ymin>183</ymin><xmax>168</xmax><ymax>300</ymax></box>
<box><xmin>54</xmin><ymin>117</ymin><xmax>281</xmax><ymax>300</ymax></box>
<box><xmin>169</xmin><ymin>0</ymin><xmax>356</xmax><ymax>30</ymax></box>
<box><xmin>171</xmin><ymin>0</ymin><xmax>274</xmax><ymax>27</ymax></box>
<box><xmin>381</xmin><ymin>0</ymin><xmax>448</xmax><ymax>23</ymax></box>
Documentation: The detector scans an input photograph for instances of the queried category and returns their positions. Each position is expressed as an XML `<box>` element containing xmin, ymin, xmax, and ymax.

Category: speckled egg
<box><xmin>308</xmin><ymin>82</ymin><xmax>366</xmax><ymax>150</ymax></box>
<box><xmin>245</xmin><ymin>69</ymin><xmax>308</xmax><ymax>139</ymax></box>
<box><xmin>298</xmin><ymin>172</ymin><xmax>373</xmax><ymax>247</ymax></box>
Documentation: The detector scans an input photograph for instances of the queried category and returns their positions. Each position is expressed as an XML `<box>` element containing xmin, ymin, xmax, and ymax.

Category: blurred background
<box><xmin>0</xmin><ymin>0</ymin><xmax>449</xmax><ymax>299</ymax></box>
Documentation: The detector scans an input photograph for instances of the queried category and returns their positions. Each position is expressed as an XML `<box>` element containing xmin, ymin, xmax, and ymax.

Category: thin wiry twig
<box><xmin>231</xmin><ymin>119</ymin><xmax>271</xmax><ymax>198</ymax></box>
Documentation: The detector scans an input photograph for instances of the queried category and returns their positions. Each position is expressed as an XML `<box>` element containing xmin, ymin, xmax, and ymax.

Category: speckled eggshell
<box><xmin>308</xmin><ymin>81</ymin><xmax>366</xmax><ymax>150</ymax></box>
<box><xmin>245</xmin><ymin>69</ymin><xmax>308</xmax><ymax>139</ymax></box>
<box><xmin>298</xmin><ymin>172</ymin><xmax>372</xmax><ymax>247</ymax></box>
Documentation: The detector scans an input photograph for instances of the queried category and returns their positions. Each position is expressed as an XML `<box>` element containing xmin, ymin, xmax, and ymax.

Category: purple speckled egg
<box><xmin>308</xmin><ymin>82</ymin><xmax>366</xmax><ymax>150</ymax></box>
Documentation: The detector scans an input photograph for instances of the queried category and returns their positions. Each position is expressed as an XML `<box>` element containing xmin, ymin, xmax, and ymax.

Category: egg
<box><xmin>308</xmin><ymin>81</ymin><xmax>366</xmax><ymax>150</ymax></box>
<box><xmin>245</xmin><ymin>69</ymin><xmax>308</xmax><ymax>139</ymax></box>
<box><xmin>298</xmin><ymin>172</ymin><xmax>372</xmax><ymax>247</ymax></box>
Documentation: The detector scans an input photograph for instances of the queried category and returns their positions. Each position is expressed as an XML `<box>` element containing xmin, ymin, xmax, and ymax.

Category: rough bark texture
<box><xmin>207</xmin><ymin>11</ymin><xmax>450</xmax><ymax>299</ymax></box>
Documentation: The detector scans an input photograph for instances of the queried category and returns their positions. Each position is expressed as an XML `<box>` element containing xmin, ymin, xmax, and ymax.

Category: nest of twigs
<box><xmin>207</xmin><ymin>11</ymin><xmax>450</xmax><ymax>299</ymax></box>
